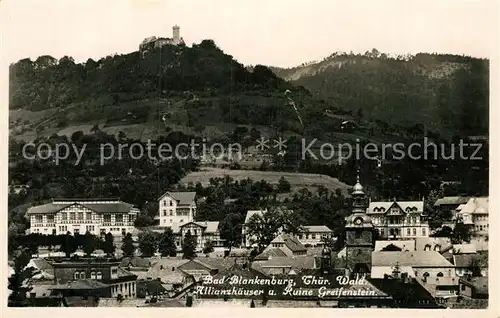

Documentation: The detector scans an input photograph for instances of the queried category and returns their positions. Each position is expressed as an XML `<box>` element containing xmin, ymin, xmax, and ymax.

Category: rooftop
<box><xmin>26</xmin><ymin>200</ymin><xmax>136</xmax><ymax>215</ymax></box>
<box><xmin>372</xmin><ymin>251</ymin><xmax>454</xmax><ymax>267</ymax></box>
<box><xmin>367</xmin><ymin>201</ymin><xmax>424</xmax><ymax>214</ymax></box>
<box><xmin>159</xmin><ymin>191</ymin><xmax>196</xmax><ymax>206</ymax></box>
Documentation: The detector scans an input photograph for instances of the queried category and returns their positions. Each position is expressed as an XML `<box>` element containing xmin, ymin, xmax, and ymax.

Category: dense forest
<box><xmin>271</xmin><ymin>50</ymin><xmax>489</xmax><ymax>138</ymax></box>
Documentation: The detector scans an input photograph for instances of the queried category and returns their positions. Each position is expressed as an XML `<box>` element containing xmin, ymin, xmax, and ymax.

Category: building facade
<box><xmin>178</xmin><ymin>221</ymin><xmax>224</xmax><ymax>251</ymax></box>
<box><xmin>367</xmin><ymin>199</ymin><xmax>428</xmax><ymax>239</ymax></box>
<box><xmin>157</xmin><ymin>191</ymin><xmax>196</xmax><ymax>229</ymax></box>
<box><xmin>26</xmin><ymin>198</ymin><xmax>139</xmax><ymax>237</ymax></box>
<box><xmin>297</xmin><ymin>225</ymin><xmax>333</xmax><ymax>246</ymax></box>
<box><xmin>51</xmin><ymin>258</ymin><xmax>138</xmax><ymax>299</ymax></box>
<box><xmin>456</xmin><ymin>197</ymin><xmax>488</xmax><ymax>237</ymax></box>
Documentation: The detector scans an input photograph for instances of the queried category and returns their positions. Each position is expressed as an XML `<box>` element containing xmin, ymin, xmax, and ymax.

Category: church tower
<box><xmin>344</xmin><ymin>173</ymin><xmax>374</xmax><ymax>276</ymax></box>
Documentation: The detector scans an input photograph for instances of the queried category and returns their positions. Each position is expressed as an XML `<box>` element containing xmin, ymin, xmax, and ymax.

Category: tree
<box><xmin>59</xmin><ymin>232</ymin><xmax>77</xmax><ymax>257</ymax></box>
<box><xmin>182</xmin><ymin>230</ymin><xmax>197</xmax><ymax>259</ymax></box>
<box><xmin>246</xmin><ymin>206</ymin><xmax>303</xmax><ymax>252</ymax></box>
<box><xmin>8</xmin><ymin>247</ymin><xmax>40</xmax><ymax>306</ymax></box>
<box><xmin>158</xmin><ymin>228</ymin><xmax>177</xmax><ymax>257</ymax></box>
<box><xmin>82</xmin><ymin>231</ymin><xmax>98</xmax><ymax>256</ymax></box>
<box><xmin>101</xmin><ymin>232</ymin><xmax>116</xmax><ymax>256</ymax></box>
<box><xmin>277</xmin><ymin>177</ymin><xmax>291</xmax><ymax>193</ymax></box>
<box><xmin>203</xmin><ymin>240</ymin><xmax>214</xmax><ymax>255</ymax></box>
<box><xmin>138</xmin><ymin>230</ymin><xmax>158</xmax><ymax>257</ymax></box>
<box><xmin>122</xmin><ymin>233</ymin><xmax>135</xmax><ymax>257</ymax></box>
<box><xmin>452</xmin><ymin>220</ymin><xmax>472</xmax><ymax>244</ymax></box>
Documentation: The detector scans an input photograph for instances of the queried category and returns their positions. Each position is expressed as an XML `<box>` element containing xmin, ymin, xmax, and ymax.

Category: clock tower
<box><xmin>344</xmin><ymin>173</ymin><xmax>373</xmax><ymax>276</ymax></box>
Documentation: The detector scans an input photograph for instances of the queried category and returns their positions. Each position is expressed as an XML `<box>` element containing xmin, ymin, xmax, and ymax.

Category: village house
<box><xmin>26</xmin><ymin>198</ymin><xmax>139</xmax><ymax>237</ymax></box>
<box><xmin>455</xmin><ymin>197</ymin><xmax>489</xmax><ymax>237</ymax></box>
<box><xmin>50</xmin><ymin>258</ymin><xmax>138</xmax><ymax>299</ymax></box>
<box><xmin>366</xmin><ymin>199</ymin><xmax>429</xmax><ymax>239</ymax></box>
<box><xmin>458</xmin><ymin>276</ymin><xmax>488</xmax><ymax>299</ymax></box>
<box><xmin>153</xmin><ymin>191</ymin><xmax>224</xmax><ymax>250</ymax></box>
<box><xmin>433</xmin><ymin>196</ymin><xmax>470</xmax><ymax>226</ymax></box>
<box><xmin>297</xmin><ymin>225</ymin><xmax>333</xmax><ymax>246</ymax></box>
<box><xmin>371</xmin><ymin>251</ymin><xmax>457</xmax><ymax>281</ymax></box>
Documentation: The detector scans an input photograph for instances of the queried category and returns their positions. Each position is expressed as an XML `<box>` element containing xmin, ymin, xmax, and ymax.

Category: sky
<box><xmin>1</xmin><ymin>0</ymin><xmax>498</xmax><ymax>68</ymax></box>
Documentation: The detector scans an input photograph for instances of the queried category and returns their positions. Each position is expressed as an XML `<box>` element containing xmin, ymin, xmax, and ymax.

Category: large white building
<box><xmin>367</xmin><ymin>200</ymin><xmax>429</xmax><ymax>239</ymax></box>
<box><xmin>456</xmin><ymin>197</ymin><xmax>488</xmax><ymax>237</ymax></box>
<box><xmin>26</xmin><ymin>198</ymin><xmax>139</xmax><ymax>237</ymax></box>
<box><xmin>156</xmin><ymin>191</ymin><xmax>197</xmax><ymax>230</ymax></box>
<box><xmin>154</xmin><ymin>191</ymin><xmax>223</xmax><ymax>250</ymax></box>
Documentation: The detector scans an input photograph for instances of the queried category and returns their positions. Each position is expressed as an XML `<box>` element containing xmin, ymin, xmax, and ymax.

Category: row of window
<box><xmin>476</xmin><ymin>224</ymin><xmax>488</xmax><ymax>231</ymax></box>
<box><xmin>163</xmin><ymin>199</ymin><xmax>174</xmax><ymax>206</ymax></box>
<box><xmin>74</xmin><ymin>271</ymin><xmax>103</xmax><ymax>280</ymax></box>
<box><xmin>297</xmin><ymin>233</ymin><xmax>331</xmax><ymax>240</ymax></box>
<box><xmin>372</xmin><ymin>216</ymin><xmax>421</xmax><ymax>225</ymax></box>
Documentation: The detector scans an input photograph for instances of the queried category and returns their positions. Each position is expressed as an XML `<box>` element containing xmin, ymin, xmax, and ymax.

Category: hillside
<box><xmin>270</xmin><ymin>50</ymin><xmax>489</xmax><ymax>138</ymax></box>
<box><xmin>9</xmin><ymin>41</ymin><xmax>423</xmax><ymax>147</ymax></box>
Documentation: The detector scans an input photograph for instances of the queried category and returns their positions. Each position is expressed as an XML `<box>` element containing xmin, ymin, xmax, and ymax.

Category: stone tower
<box><xmin>173</xmin><ymin>25</ymin><xmax>180</xmax><ymax>44</ymax></box>
<box><xmin>344</xmin><ymin>173</ymin><xmax>374</xmax><ymax>276</ymax></box>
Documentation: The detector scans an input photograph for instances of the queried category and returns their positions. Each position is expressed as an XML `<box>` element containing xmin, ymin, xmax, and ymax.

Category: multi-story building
<box><xmin>153</xmin><ymin>191</ymin><xmax>223</xmax><ymax>250</ymax></box>
<box><xmin>456</xmin><ymin>197</ymin><xmax>488</xmax><ymax>237</ymax></box>
<box><xmin>367</xmin><ymin>199</ymin><xmax>429</xmax><ymax>239</ymax></box>
<box><xmin>156</xmin><ymin>191</ymin><xmax>196</xmax><ymax>230</ymax></box>
<box><xmin>26</xmin><ymin>198</ymin><xmax>139</xmax><ymax>237</ymax></box>
<box><xmin>178</xmin><ymin>221</ymin><xmax>225</xmax><ymax>251</ymax></box>
<box><xmin>297</xmin><ymin>225</ymin><xmax>333</xmax><ymax>246</ymax></box>
<box><xmin>51</xmin><ymin>258</ymin><xmax>138</xmax><ymax>299</ymax></box>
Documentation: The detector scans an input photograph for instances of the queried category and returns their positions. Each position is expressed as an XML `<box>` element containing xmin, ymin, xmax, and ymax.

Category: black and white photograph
<box><xmin>1</xmin><ymin>0</ymin><xmax>496</xmax><ymax>313</ymax></box>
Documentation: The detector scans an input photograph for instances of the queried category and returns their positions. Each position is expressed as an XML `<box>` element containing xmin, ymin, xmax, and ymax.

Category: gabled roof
<box><xmin>453</xmin><ymin>253</ymin><xmax>488</xmax><ymax>268</ymax></box>
<box><xmin>453</xmin><ymin>244</ymin><xmax>477</xmax><ymax>254</ymax></box>
<box><xmin>244</xmin><ymin>209</ymin><xmax>266</xmax><ymax>224</ymax></box>
<box><xmin>120</xmin><ymin>257</ymin><xmax>151</xmax><ymax>268</ymax></box>
<box><xmin>414</xmin><ymin>237</ymin><xmax>452</xmax><ymax>252</ymax></box>
<box><xmin>180</xmin><ymin>221</ymin><xmax>220</xmax><ymax>233</ymax></box>
<box><xmin>459</xmin><ymin>277</ymin><xmax>488</xmax><ymax>295</ymax></box>
<box><xmin>372</xmin><ymin>251</ymin><xmax>454</xmax><ymax>267</ymax></box>
<box><xmin>367</xmin><ymin>201</ymin><xmax>424</xmax><ymax>214</ymax></box>
<box><xmin>271</xmin><ymin>234</ymin><xmax>307</xmax><ymax>252</ymax></box>
<box><xmin>252</xmin><ymin>256</ymin><xmax>317</xmax><ymax>272</ymax></box>
<box><xmin>301</xmin><ymin>225</ymin><xmax>332</xmax><ymax>233</ymax></box>
<box><xmin>137</xmin><ymin>279</ymin><xmax>168</xmax><ymax>297</ymax></box>
<box><xmin>158</xmin><ymin>191</ymin><xmax>196</xmax><ymax>206</ymax></box>
<box><xmin>30</xmin><ymin>258</ymin><xmax>54</xmax><ymax>271</ymax></box>
<box><xmin>434</xmin><ymin>196</ymin><xmax>470</xmax><ymax>206</ymax></box>
<box><xmin>26</xmin><ymin>200</ymin><xmax>136</xmax><ymax>215</ymax></box>
<box><xmin>374</xmin><ymin>240</ymin><xmax>415</xmax><ymax>252</ymax></box>
<box><xmin>255</xmin><ymin>248</ymin><xmax>287</xmax><ymax>260</ymax></box>
<box><xmin>459</xmin><ymin>197</ymin><xmax>488</xmax><ymax>215</ymax></box>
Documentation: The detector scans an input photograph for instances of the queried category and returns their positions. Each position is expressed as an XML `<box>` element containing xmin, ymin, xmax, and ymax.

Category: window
<box><xmin>77</xmin><ymin>212</ymin><xmax>84</xmax><ymax>220</ymax></box>
<box><xmin>70</xmin><ymin>213</ymin><xmax>75</xmax><ymax>220</ymax></box>
<box><xmin>62</xmin><ymin>213</ymin><xmax>67</xmax><ymax>221</ymax></box>
<box><xmin>163</xmin><ymin>210</ymin><xmax>167</xmax><ymax>216</ymax></box>
<box><xmin>74</xmin><ymin>229</ymin><xmax>80</xmax><ymax>235</ymax></box>
<box><xmin>422</xmin><ymin>228</ymin><xmax>426</xmax><ymax>236</ymax></box>
<box><xmin>170</xmin><ymin>211</ymin><xmax>173</xmax><ymax>216</ymax></box>
<box><xmin>47</xmin><ymin>215</ymin><xmax>54</xmax><ymax>222</ymax></box>
<box><xmin>298</xmin><ymin>235</ymin><xmax>303</xmax><ymax>239</ymax></box>
<box><xmin>312</xmin><ymin>234</ymin><xmax>316</xmax><ymax>239</ymax></box>
<box><xmin>91</xmin><ymin>271</ymin><xmax>96</xmax><ymax>279</ymax></box>
<box><xmin>163</xmin><ymin>200</ymin><xmax>167</xmax><ymax>206</ymax></box>
<box><xmin>437</xmin><ymin>272</ymin><xmax>444</xmax><ymax>277</ymax></box>
<box><xmin>461</xmin><ymin>285</ymin><xmax>466</xmax><ymax>291</ymax></box>
<box><xmin>74</xmin><ymin>272</ymin><xmax>80</xmax><ymax>279</ymax></box>
<box><xmin>116</xmin><ymin>214</ymin><xmax>123</xmax><ymax>222</ymax></box>
<box><xmin>407</xmin><ymin>228</ymin><xmax>410</xmax><ymax>236</ymax></box>
<box><xmin>413</xmin><ymin>228</ymin><xmax>417</xmax><ymax>236</ymax></box>
<box><xmin>96</xmin><ymin>271</ymin><xmax>102</xmax><ymax>279</ymax></box>
<box><xmin>36</xmin><ymin>215</ymin><xmax>43</xmax><ymax>223</ymax></box>
<box><xmin>103</xmin><ymin>214</ymin><xmax>111</xmax><ymax>223</ymax></box>
<box><xmin>355</xmin><ymin>231</ymin><xmax>362</xmax><ymax>239</ymax></box>
<box><xmin>80</xmin><ymin>272</ymin><xmax>86</xmax><ymax>279</ymax></box>
<box><xmin>86</xmin><ymin>212</ymin><xmax>92</xmax><ymax>220</ymax></box>
<box><xmin>169</xmin><ymin>200</ymin><xmax>173</xmax><ymax>206</ymax></box>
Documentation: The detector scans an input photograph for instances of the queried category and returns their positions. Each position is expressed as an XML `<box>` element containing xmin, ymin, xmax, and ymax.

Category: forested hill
<box><xmin>270</xmin><ymin>50</ymin><xmax>489</xmax><ymax>138</ymax></box>
<box><xmin>9</xmin><ymin>39</ymin><xmax>305</xmax><ymax>111</ymax></box>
